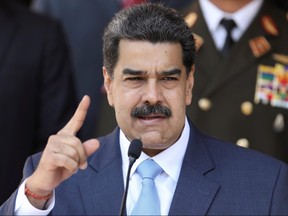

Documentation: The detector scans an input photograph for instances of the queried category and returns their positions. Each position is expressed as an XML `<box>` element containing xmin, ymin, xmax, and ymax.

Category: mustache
<box><xmin>131</xmin><ymin>104</ymin><xmax>172</xmax><ymax>118</ymax></box>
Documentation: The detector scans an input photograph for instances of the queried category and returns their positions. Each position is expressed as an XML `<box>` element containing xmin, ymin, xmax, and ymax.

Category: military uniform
<box><xmin>184</xmin><ymin>0</ymin><xmax>288</xmax><ymax>163</ymax></box>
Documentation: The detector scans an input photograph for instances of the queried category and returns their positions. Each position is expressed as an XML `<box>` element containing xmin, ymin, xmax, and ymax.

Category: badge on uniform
<box><xmin>273</xmin><ymin>53</ymin><xmax>288</xmax><ymax>65</ymax></box>
<box><xmin>254</xmin><ymin>63</ymin><xmax>288</xmax><ymax>109</ymax></box>
<box><xmin>184</xmin><ymin>13</ymin><xmax>204</xmax><ymax>51</ymax></box>
<box><xmin>261</xmin><ymin>15</ymin><xmax>279</xmax><ymax>37</ymax></box>
<box><xmin>249</xmin><ymin>36</ymin><xmax>271</xmax><ymax>57</ymax></box>
<box><xmin>185</xmin><ymin>12</ymin><xmax>197</xmax><ymax>28</ymax></box>
<box><xmin>249</xmin><ymin>16</ymin><xmax>279</xmax><ymax>58</ymax></box>
<box><xmin>193</xmin><ymin>33</ymin><xmax>204</xmax><ymax>51</ymax></box>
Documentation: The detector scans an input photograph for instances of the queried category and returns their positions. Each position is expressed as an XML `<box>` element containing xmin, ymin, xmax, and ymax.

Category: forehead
<box><xmin>116</xmin><ymin>40</ymin><xmax>184</xmax><ymax>73</ymax></box>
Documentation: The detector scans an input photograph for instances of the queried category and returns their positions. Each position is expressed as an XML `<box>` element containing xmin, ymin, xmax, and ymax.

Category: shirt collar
<box><xmin>120</xmin><ymin>117</ymin><xmax>190</xmax><ymax>183</ymax></box>
<box><xmin>200</xmin><ymin>0</ymin><xmax>263</xmax><ymax>34</ymax></box>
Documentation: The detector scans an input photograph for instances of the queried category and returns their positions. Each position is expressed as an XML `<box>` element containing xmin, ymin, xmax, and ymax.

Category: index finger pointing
<box><xmin>58</xmin><ymin>95</ymin><xmax>90</xmax><ymax>135</ymax></box>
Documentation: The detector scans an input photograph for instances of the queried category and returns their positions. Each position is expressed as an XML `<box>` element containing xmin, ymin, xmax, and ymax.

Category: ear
<box><xmin>103</xmin><ymin>66</ymin><xmax>114</xmax><ymax>107</ymax></box>
<box><xmin>186</xmin><ymin>65</ymin><xmax>194</xmax><ymax>106</ymax></box>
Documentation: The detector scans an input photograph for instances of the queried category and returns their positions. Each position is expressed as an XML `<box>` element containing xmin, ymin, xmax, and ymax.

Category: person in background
<box><xmin>0</xmin><ymin>0</ymin><xmax>76</xmax><ymax>204</ymax></box>
<box><xmin>184</xmin><ymin>0</ymin><xmax>288</xmax><ymax>163</ymax></box>
<box><xmin>31</xmin><ymin>0</ymin><xmax>122</xmax><ymax>139</ymax></box>
<box><xmin>1</xmin><ymin>3</ymin><xmax>288</xmax><ymax>215</ymax></box>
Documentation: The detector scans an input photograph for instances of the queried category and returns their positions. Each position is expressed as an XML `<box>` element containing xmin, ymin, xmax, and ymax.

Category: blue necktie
<box><xmin>131</xmin><ymin>159</ymin><xmax>162</xmax><ymax>215</ymax></box>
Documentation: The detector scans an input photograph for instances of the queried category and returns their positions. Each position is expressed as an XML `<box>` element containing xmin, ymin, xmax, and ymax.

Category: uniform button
<box><xmin>241</xmin><ymin>101</ymin><xmax>253</xmax><ymax>116</ymax></box>
<box><xmin>236</xmin><ymin>138</ymin><xmax>249</xmax><ymax>148</ymax></box>
<box><xmin>273</xmin><ymin>113</ymin><xmax>285</xmax><ymax>133</ymax></box>
<box><xmin>198</xmin><ymin>98</ymin><xmax>212</xmax><ymax>111</ymax></box>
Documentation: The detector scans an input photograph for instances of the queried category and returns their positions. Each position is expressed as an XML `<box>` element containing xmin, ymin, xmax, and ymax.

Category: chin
<box><xmin>142</xmin><ymin>143</ymin><xmax>166</xmax><ymax>150</ymax></box>
<box><xmin>140</xmin><ymin>134</ymin><xmax>172</xmax><ymax>150</ymax></box>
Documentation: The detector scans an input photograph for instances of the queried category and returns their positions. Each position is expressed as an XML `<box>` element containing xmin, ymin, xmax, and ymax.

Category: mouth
<box><xmin>136</xmin><ymin>114</ymin><xmax>168</xmax><ymax>124</ymax></box>
<box><xmin>138</xmin><ymin>113</ymin><xmax>167</xmax><ymax>119</ymax></box>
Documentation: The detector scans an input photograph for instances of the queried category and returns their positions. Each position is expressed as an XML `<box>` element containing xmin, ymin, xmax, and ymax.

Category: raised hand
<box><xmin>25</xmin><ymin>95</ymin><xmax>100</xmax><ymax>208</ymax></box>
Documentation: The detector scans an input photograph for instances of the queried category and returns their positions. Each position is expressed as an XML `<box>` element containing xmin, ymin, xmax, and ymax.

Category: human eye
<box><xmin>125</xmin><ymin>77</ymin><xmax>143</xmax><ymax>81</ymax></box>
<box><xmin>123</xmin><ymin>76</ymin><xmax>145</xmax><ymax>88</ymax></box>
<box><xmin>162</xmin><ymin>76</ymin><xmax>178</xmax><ymax>81</ymax></box>
<box><xmin>161</xmin><ymin>69</ymin><xmax>181</xmax><ymax>82</ymax></box>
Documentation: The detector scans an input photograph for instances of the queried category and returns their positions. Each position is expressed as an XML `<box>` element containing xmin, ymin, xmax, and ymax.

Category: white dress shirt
<box><xmin>15</xmin><ymin>117</ymin><xmax>190</xmax><ymax>215</ymax></box>
<box><xmin>199</xmin><ymin>0</ymin><xmax>263</xmax><ymax>50</ymax></box>
<box><xmin>15</xmin><ymin>179</ymin><xmax>54</xmax><ymax>215</ymax></box>
<box><xmin>121</xmin><ymin>117</ymin><xmax>190</xmax><ymax>215</ymax></box>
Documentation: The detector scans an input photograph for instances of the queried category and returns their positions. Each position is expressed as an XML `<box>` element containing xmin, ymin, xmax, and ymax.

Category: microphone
<box><xmin>119</xmin><ymin>139</ymin><xmax>142</xmax><ymax>216</ymax></box>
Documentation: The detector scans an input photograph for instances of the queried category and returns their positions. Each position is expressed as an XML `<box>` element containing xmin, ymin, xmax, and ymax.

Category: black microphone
<box><xmin>119</xmin><ymin>139</ymin><xmax>142</xmax><ymax>216</ymax></box>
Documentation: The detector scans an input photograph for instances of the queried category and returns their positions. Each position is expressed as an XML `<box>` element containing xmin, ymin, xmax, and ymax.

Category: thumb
<box><xmin>79</xmin><ymin>139</ymin><xmax>100</xmax><ymax>170</ymax></box>
<box><xmin>83</xmin><ymin>138</ymin><xmax>100</xmax><ymax>157</ymax></box>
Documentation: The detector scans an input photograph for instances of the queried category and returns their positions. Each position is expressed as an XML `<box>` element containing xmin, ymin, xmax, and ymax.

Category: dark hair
<box><xmin>103</xmin><ymin>3</ymin><xmax>196</xmax><ymax>78</ymax></box>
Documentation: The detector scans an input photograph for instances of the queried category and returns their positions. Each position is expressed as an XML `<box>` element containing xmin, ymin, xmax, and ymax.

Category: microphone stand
<box><xmin>119</xmin><ymin>156</ymin><xmax>136</xmax><ymax>216</ymax></box>
<box><xmin>119</xmin><ymin>139</ymin><xmax>142</xmax><ymax>216</ymax></box>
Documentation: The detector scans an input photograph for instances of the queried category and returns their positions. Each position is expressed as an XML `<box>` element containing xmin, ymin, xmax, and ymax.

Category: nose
<box><xmin>142</xmin><ymin>80</ymin><xmax>163</xmax><ymax>105</ymax></box>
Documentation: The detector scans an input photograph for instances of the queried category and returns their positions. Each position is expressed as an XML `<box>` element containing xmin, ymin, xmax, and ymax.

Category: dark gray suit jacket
<box><xmin>1</xmin><ymin>121</ymin><xmax>288</xmax><ymax>215</ymax></box>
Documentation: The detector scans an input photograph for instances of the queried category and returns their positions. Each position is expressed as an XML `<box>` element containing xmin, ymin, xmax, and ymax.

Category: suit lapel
<box><xmin>79</xmin><ymin>128</ymin><xmax>125</xmax><ymax>215</ymax></box>
<box><xmin>78</xmin><ymin>124</ymin><xmax>219</xmax><ymax>215</ymax></box>
<box><xmin>202</xmin><ymin>34</ymin><xmax>259</xmax><ymax>97</ymax></box>
<box><xmin>191</xmin><ymin>1</ymin><xmax>224</xmax><ymax>82</ymax></box>
<box><xmin>169</xmin><ymin>122</ymin><xmax>219</xmax><ymax>215</ymax></box>
<box><xmin>189</xmin><ymin>1</ymin><xmax>231</xmax><ymax>97</ymax></box>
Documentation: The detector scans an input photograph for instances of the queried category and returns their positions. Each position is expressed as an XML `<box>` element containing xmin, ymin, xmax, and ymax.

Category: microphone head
<box><xmin>128</xmin><ymin>139</ymin><xmax>142</xmax><ymax>159</ymax></box>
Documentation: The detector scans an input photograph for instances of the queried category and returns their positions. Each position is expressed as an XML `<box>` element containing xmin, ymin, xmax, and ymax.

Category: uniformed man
<box><xmin>184</xmin><ymin>0</ymin><xmax>288</xmax><ymax>163</ymax></box>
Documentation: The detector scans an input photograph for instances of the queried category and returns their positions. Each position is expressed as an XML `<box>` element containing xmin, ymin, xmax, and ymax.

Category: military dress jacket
<box><xmin>184</xmin><ymin>0</ymin><xmax>288</xmax><ymax>163</ymax></box>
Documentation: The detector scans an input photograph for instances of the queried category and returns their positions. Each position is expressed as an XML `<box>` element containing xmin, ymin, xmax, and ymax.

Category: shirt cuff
<box><xmin>14</xmin><ymin>179</ymin><xmax>55</xmax><ymax>215</ymax></box>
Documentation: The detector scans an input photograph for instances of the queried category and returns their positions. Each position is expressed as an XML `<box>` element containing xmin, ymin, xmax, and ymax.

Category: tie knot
<box><xmin>220</xmin><ymin>18</ymin><xmax>236</xmax><ymax>33</ymax></box>
<box><xmin>136</xmin><ymin>159</ymin><xmax>162</xmax><ymax>180</ymax></box>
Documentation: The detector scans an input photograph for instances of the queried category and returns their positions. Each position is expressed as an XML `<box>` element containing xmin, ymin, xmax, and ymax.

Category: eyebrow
<box><xmin>122</xmin><ymin>68</ymin><xmax>144</xmax><ymax>75</ymax></box>
<box><xmin>162</xmin><ymin>69</ymin><xmax>181</xmax><ymax>76</ymax></box>
<box><xmin>122</xmin><ymin>68</ymin><xmax>181</xmax><ymax>76</ymax></box>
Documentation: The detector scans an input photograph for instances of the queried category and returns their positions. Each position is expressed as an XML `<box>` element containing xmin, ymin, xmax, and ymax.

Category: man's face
<box><xmin>103</xmin><ymin>40</ymin><xmax>194</xmax><ymax>156</ymax></box>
